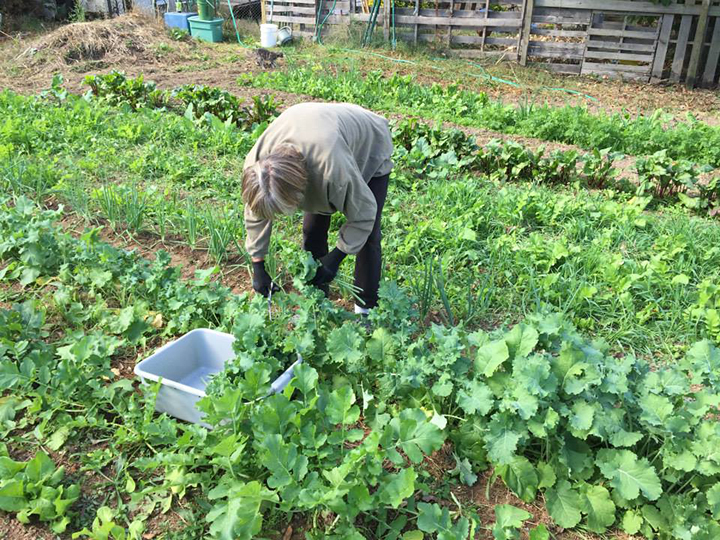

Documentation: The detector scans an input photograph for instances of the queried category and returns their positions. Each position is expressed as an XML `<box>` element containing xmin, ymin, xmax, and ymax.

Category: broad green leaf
<box><xmin>378</xmin><ymin>467</ymin><xmax>416</xmax><ymax>508</ymax></box>
<box><xmin>456</xmin><ymin>380</ymin><xmax>494</xmax><ymax>416</ymax></box>
<box><xmin>417</xmin><ymin>502</ymin><xmax>470</xmax><ymax>539</ymax></box>
<box><xmin>537</xmin><ymin>462</ymin><xmax>556</xmax><ymax>490</ymax></box>
<box><xmin>497</xmin><ymin>456</ymin><xmax>537</xmax><ymax>502</ymax></box>
<box><xmin>485</xmin><ymin>415</ymin><xmax>522</xmax><ymax>465</ymax></box>
<box><xmin>450</xmin><ymin>454</ymin><xmax>477</xmax><ymax>486</ymax></box>
<box><xmin>528</xmin><ymin>524</ymin><xmax>549</xmax><ymax>540</ymax></box>
<box><xmin>621</xmin><ymin>510</ymin><xmax>643</xmax><ymax>534</ymax></box>
<box><xmin>707</xmin><ymin>483</ymin><xmax>720</xmax><ymax>519</ymax></box>
<box><xmin>579</xmin><ymin>484</ymin><xmax>615</xmax><ymax>533</ymax></box>
<box><xmin>683</xmin><ymin>340</ymin><xmax>720</xmax><ymax>385</ymax></box>
<box><xmin>385</xmin><ymin>409</ymin><xmax>445</xmax><ymax>465</ymax></box>
<box><xmin>609</xmin><ymin>428</ymin><xmax>643</xmax><ymax>448</ymax></box>
<box><xmin>46</xmin><ymin>426</ymin><xmax>71</xmax><ymax>452</ymax></box>
<box><xmin>0</xmin><ymin>456</ymin><xmax>25</xmax><ymax>479</ymax></box>
<box><xmin>475</xmin><ymin>339</ymin><xmax>510</xmax><ymax>378</ymax></box>
<box><xmin>639</xmin><ymin>394</ymin><xmax>674</xmax><ymax>426</ymax></box>
<box><xmin>402</xmin><ymin>532</ymin><xmax>424</xmax><ymax>540</ymax></box>
<box><xmin>508</xmin><ymin>388</ymin><xmax>538</xmax><ymax>420</ymax></box>
<box><xmin>327</xmin><ymin>324</ymin><xmax>364</xmax><ymax>370</ymax></box>
<box><xmin>25</xmin><ymin>451</ymin><xmax>56</xmax><ymax>482</ymax></box>
<box><xmin>505</xmin><ymin>324</ymin><xmax>539</xmax><ymax>360</ymax></box>
<box><xmin>206</xmin><ymin>480</ymin><xmax>277</xmax><ymax>540</ymax></box>
<box><xmin>367</xmin><ymin>328</ymin><xmax>395</xmax><ymax>364</ymax></box>
<box><xmin>546</xmin><ymin>480</ymin><xmax>582</xmax><ymax>529</ymax></box>
<box><xmin>569</xmin><ymin>400</ymin><xmax>594</xmax><ymax>433</ymax></box>
<box><xmin>663</xmin><ymin>449</ymin><xmax>696</xmax><ymax>472</ymax></box>
<box><xmin>597</xmin><ymin>449</ymin><xmax>662</xmax><ymax>501</ymax></box>
<box><xmin>325</xmin><ymin>386</ymin><xmax>360</xmax><ymax>426</ymax></box>
<box><xmin>417</xmin><ymin>502</ymin><xmax>444</xmax><ymax>533</ymax></box>
<box><xmin>432</xmin><ymin>373</ymin><xmax>454</xmax><ymax>397</ymax></box>
<box><xmin>211</xmin><ymin>435</ymin><xmax>242</xmax><ymax>458</ymax></box>
<box><xmin>494</xmin><ymin>504</ymin><xmax>532</xmax><ymax>528</ymax></box>
<box><xmin>260</xmin><ymin>434</ymin><xmax>307</xmax><ymax>489</ymax></box>
<box><xmin>0</xmin><ymin>479</ymin><xmax>25</xmax><ymax>511</ymax></box>
<box><xmin>292</xmin><ymin>364</ymin><xmax>318</xmax><ymax>397</ymax></box>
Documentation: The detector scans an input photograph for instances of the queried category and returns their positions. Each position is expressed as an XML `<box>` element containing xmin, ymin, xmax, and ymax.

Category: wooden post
<box><xmin>480</xmin><ymin>0</ymin><xmax>489</xmax><ymax>52</ymax></box>
<box><xmin>447</xmin><ymin>0</ymin><xmax>454</xmax><ymax>47</ymax></box>
<box><xmin>383</xmin><ymin>0</ymin><xmax>390</xmax><ymax>41</ymax></box>
<box><xmin>413</xmin><ymin>0</ymin><xmax>419</xmax><ymax>45</ymax></box>
<box><xmin>702</xmin><ymin>16</ymin><xmax>720</xmax><ymax>86</ymax></box>
<box><xmin>261</xmin><ymin>0</ymin><xmax>267</xmax><ymax>24</ymax></box>
<box><xmin>519</xmin><ymin>0</ymin><xmax>535</xmax><ymax>65</ymax></box>
<box><xmin>671</xmin><ymin>0</ymin><xmax>696</xmax><ymax>83</ymax></box>
<box><xmin>651</xmin><ymin>14</ymin><xmax>675</xmax><ymax>83</ymax></box>
<box><xmin>686</xmin><ymin>0</ymin><xmax>711</xmax><ymax>88</ymax></box>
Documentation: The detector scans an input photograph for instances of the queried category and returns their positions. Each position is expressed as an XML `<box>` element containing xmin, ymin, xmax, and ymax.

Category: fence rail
<box><xmin>264</xmin><ymin>0</ymin><xmax>720</xmax><ymax>86</ymax></box>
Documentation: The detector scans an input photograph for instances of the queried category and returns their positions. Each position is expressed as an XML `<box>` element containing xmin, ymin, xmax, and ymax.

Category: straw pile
<box><xmin>29</xmin><ymin>12</ymin><xmax>185</xmax><ymax>65</ymax></box>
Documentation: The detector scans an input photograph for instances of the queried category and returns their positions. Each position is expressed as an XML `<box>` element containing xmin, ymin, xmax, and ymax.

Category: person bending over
<box><xmin>242</xmin><ymin>102</ymin><xmax>393</xmax><ymax>314</ymax></box>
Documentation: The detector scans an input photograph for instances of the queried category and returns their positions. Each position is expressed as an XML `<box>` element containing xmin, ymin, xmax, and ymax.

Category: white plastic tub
<box><xmin>134</xmin><ymin>329</ymin><xmax>301</xmax><ymax>425</ymax></box>
<box><xmin>260</xmin><ymin>23</ymin><xmax>278</xmax><ymax>48</ymax></box>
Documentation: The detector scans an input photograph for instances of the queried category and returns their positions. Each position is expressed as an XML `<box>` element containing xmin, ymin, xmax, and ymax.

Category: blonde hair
<box><xmin>242</xmin><ymin>145</ymin><xmax>308</xmax><ymax>220</ymax></box>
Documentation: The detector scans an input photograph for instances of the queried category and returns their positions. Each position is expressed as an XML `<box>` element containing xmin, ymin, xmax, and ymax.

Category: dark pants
<box><xmin>302</xmin><ymin>174</ymin><xmax>389</xmax><ymax>309</ymax></box>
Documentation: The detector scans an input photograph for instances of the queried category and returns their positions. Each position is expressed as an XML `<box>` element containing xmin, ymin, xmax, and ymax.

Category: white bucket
<box><xmin>260</xmin><ymin>23</ymin><xmax>278</xmax><ymax>48</ymax></box>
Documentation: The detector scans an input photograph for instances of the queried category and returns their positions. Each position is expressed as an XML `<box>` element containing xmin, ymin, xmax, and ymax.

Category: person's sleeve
<box><xmin>244</xmin><ymin>205</ymin><xmax>273</xmax><ymax>260</ymax></box>
<box><xmin>329</xmin><ymin>166</ymin><xmax>377</xmax><ymax>255</ymax></box>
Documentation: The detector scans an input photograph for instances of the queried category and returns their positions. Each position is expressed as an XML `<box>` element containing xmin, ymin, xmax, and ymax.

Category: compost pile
<box><xmin>29</xmin><ymin>12</ymin><xmax>189</xmax><ymax>65</ymax></box>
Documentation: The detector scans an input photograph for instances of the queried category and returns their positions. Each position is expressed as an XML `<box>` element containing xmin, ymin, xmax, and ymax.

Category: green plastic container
<box><xmin>188</xmin><ymin>16</ymin><xmax>224</xmax><ymax>43</ymax></box>
<box><xmin>197</xmin><ymin>0</ymin><xmax>218</xmax><ymax>20</ymax></box>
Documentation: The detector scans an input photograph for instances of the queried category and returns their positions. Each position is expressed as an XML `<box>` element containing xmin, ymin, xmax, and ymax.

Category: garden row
<box><xmin>242</xmin><ymin>64</ymin><xmax>720</xmax><ymax>167</ymax></box>
<box><xmin>393</xmin><ymin>119</ymin><xmax>719</xmax><ymax>218</ymax></box>
<box><xmin>3</xmin><ymin>79</ymin><xmax>720</xmax><ymax>356</ymax></box>
<box><xmin>78</xmin><ymin>72</ymin><xmax>720</xmax><ymax>218</ymax></box>
<box><xmin>2</xmin><ymin>196</ymin><xmax>720</xmax><ymax>539</ymax></box>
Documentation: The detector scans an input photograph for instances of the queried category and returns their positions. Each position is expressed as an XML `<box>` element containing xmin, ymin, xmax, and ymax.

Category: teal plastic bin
<box><xmin>188</xmin><ymin>16</ymin><xmax>224</xmax><ymax>43</ymax></box>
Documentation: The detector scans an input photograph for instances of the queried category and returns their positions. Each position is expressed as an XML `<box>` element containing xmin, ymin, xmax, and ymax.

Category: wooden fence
<box><xmin>264</xmin><ymin>0</ymin><xmax>720</xmax><ymax>87</ymax></box>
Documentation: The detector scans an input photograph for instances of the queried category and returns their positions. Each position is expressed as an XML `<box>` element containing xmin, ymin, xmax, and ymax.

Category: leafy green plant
<box><xmin>687</xmin><ymin>279</ymin><xmax>720</xmax><ymax>344</ymax></box>
<box><xmin>689</xmin><ymin>175</ymin><xmax>720</xmax><ymax>217</ymax></box>
<box><xmin>245</xmin><ymin>94</ymin><xmax>279</xmax><ymax>128</ymax></box>
<box><xmin>480</xmin><ymin>140</ymin><xmax>542</xmax><ymax>182</ymax></box>
<box><xmin>635</xmin><ymin>149</ymin><xmax>702</xmax><ymax>200</ymax></box>
<box><xmin>536</xmin><ymin>150</ymin><xmax>579</xmax><ymax>185</ymax></box>
<box><xmin>581</xmin><ymin>147</ymin><xmax>620</xmax><ymax>189</ymax></box>
<box><xmin>93</xmin><ymin>184</ymin><xmax>148</xmax><ymax>233</ymax></box>
<box><xmin>0</xmin><ymin>448</ymin><xmax>80</xmax><ymax>533</ymax></box>
<box><xmin>84</xmin><ymin>72</ymin><xmax>167</xmax><ymax>111</ymax></box>
<box><xmin>69</xmin><ymin>0</ymin><xmax>86</xmax><ymax>22</ymax></box>
<box><xmin>172</xmin><ymin>86</ymin><xmax>278</xmax><ymax>130</ymax></box>
<box><xmin>172</xmin><ymin>84</ymin><xmax>246</xmax><ymax>126</ymax></box>
<box><xmin>167</xmin><ymin>27</ymin><xmax>190</xmax><ymax>41</ymax></box>
<box><xmin>72</xmin><ymin>506</ymin><xmax>143</xmax><ymax>540</ymax></box>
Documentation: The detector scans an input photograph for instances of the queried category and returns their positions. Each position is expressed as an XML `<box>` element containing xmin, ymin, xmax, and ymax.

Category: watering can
<box><xmin>277</xmin><ymin>25</ymin><xmax>293</xmax><ymax>45</ymax></box>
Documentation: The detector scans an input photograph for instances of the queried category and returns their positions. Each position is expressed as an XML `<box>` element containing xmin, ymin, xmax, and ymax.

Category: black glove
<box><xmin>252</xmin><ymin>260</ymin><xmax>278</xmax><ymax>297</ymax></box>
<box><xmin>310</xmin><ymin>247</ymin><xmax>347</xmax><ymax>287</ymax></box>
